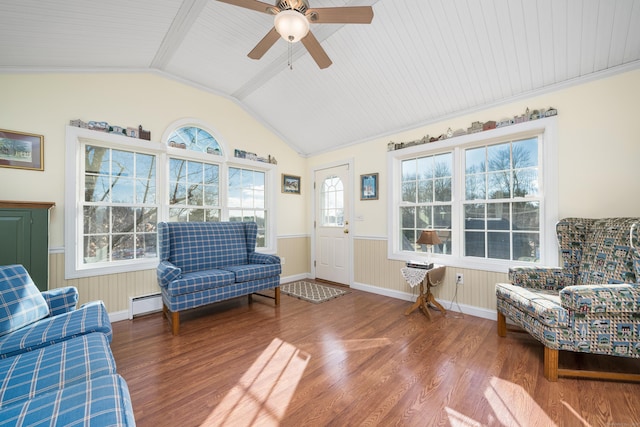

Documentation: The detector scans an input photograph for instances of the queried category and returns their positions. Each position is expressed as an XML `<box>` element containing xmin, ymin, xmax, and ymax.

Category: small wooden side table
<box><xmin>402</xmin><ymin>265</ymin><xmax>446</xmax><ymax>319</ymax></box>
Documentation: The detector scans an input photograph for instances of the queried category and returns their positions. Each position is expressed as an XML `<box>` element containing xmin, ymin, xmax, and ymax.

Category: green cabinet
<box><xmin>0</xmin><ymin>201</ymin><xmax>54</xmax><ymax>291</ymax></box>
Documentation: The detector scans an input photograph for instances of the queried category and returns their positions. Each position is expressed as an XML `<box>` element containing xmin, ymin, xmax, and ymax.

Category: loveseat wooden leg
<box><xmin>275</xmin><ymin>286</ymin><xmax>280</xmax><ymax>306</ymax></box>
<box><xmin>162</xmin><ymin>303</ymin><xmax>180</xmax><ymax>335</ymax></box>
<box><xmin>544</xmin><ymin>347</ymin><xmax>559</xmax><ymax>381</ymax></box>
<box><xmin>497</xmin><ymin>311</ymin><xmax>507</xmax><ymax>337</ymax></box>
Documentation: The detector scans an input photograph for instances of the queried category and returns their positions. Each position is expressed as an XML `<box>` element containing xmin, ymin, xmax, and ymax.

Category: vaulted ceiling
<box><xmin>2</xmin><ymin>0</ymin><xmax>639</xmax><ymax>156</ymax></box>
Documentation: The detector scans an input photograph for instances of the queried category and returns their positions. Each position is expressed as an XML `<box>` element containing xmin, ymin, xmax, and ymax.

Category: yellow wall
<box><xmin>2</xmin><ymin>69</ymin><xmax>639</xmax><ymax>317</ymax></box>
<box><xmin>0</xmin><ymin>72</ymin><xmax>308</xmax><ymax>244</ymax></box>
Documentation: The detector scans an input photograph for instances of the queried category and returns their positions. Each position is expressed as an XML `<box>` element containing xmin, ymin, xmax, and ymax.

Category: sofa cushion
<box><xmin>0</xmin><ymin>265</ymin><xmax>50</xmax><ymax>337</ymax></box>
<box><xmin>0</xmin><ymin>334</ymin><xmax>116</xmax><ymax>408</ymax></box>
<box><xmin>158</xmin><ymin>222</ymin><xmax>257</xmax><ymax>273</ymax></box>
<box><xmin>0</xmin><ymin>301</ymin><xmax>112</xmax><ymax>359</ymax></box>
<box><xmin>166</xmin><ymin>269</ymin><xmax>236</xmax><ymax>297</ymax></box>
<box><xmin>0</xmin><ymin>374</ymin><xmax>135</xmax><ymax>426</ymax></box>
<box><xmin>223</xmin><ymin>264</ymin><xmax>282</xmax><ymax>283</ymax></box>
<box><xmin>496</xmin><ymin>282</ymin><xmax>569</xmax><ymax>328</ymax></box>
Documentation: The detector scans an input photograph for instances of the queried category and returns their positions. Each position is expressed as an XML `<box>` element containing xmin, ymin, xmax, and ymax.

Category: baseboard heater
<box><xmin>129</xmin><ymin>293</ymin><xmax>163</xmax><ymax>319</ymax></box>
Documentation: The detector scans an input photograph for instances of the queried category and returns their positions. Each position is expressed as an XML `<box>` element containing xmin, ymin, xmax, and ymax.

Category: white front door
<box><xmin>314</xmin><ymin>164</ymin><xmax>350</xmax><ymax>285</ymax></box>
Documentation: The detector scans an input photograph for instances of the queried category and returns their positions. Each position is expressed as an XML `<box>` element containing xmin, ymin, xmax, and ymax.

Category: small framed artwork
<box><xmin>360</xmin><ymin>173</ymin><xmax>378</xmax><ymax>200</ymax></box>
<box><xmin>0</xmin><ymin>129</ymin><xmax>44</xmax><ymax>171</ymax></box>
<box><xmin>282</xmin><ymin>174</ymin><xmax>301</xmax><ymax>194</ymax></box>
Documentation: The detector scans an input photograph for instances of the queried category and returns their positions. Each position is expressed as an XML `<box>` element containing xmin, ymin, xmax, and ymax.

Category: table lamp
<box><xmin>416</xmin><ymin>230</ymin><xmax>442</xmax><ymax>268</ymax></box>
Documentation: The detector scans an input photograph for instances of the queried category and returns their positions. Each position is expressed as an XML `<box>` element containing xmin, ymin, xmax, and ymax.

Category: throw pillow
<box><xmin>0</xmin><ymin>264</ymin><xmax>50</xmax><ymax>337</ymax></box>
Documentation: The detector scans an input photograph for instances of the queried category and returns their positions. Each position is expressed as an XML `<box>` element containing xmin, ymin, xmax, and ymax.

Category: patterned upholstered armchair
<box><xmin>496</xmin><ymin>217</ymin><xmax>640</xmax><ymax>381</ymax></box>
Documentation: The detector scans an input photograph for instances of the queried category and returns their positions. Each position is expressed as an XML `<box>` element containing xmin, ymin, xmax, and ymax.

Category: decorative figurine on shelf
<box><xmin>446</xmin><ymin>128</ymin><xmax>453</xmax><ymax>138</ymax></box>
<box><xmin>126</xmin><ymin>127</ymin><xmax>138</xmax><ymax>138</ymax></box>
<box><xmin>138</xmin><ymin>125</ymin><xmax>151</xmax><ymax>140</ymax></box>
<box><xmin>69</xmin><ymin>119</ymin><xmax>88</xmax><ymax>129</ymax></box>
<box><xmin>483</xmin><ymin>121</ymin><xmax>496</xmax><ymax>131</ymax></box>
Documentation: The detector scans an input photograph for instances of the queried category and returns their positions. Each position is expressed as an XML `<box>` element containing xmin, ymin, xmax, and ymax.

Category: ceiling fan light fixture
<box><xmin>274</xmin><ymin>10</ymin><xmax>309</xmax><ymax>43</ymax></box>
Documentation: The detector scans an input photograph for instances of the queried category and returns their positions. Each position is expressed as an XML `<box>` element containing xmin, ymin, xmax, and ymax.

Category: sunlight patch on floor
<box><xmin>202</xmin><ymin>338</ymin><xmax>310</xmax><ymax>426</ymax></box>
<box><xmin>446</xmin><ymin>376</ymin><xmax>556</xmax><ymax>426</ymax></box>
<box><xmin>484</xmin><ymin>376</ymin><xmax>556</xmax><ymax>426</ymax></box>
<box><xmin>445</xmin><ymin>407</ymin><xmax>483</xmax><ymax>427</ymax></box>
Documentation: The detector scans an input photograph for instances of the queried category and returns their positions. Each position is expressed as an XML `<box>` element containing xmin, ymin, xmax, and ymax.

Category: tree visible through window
<box><xmin>400</xmin><ymin>153</ymin><xmax>452</xmax><ymax>254</ymax></box>
<box><xmin>464</xmin><ymin>137</ymin><xmax>540</xmax><ymax>261</ymax></box>
<box><xmin>83</xmin><ymin>145</ymin><xmax>158</xmax><ymax>264</ymax></box>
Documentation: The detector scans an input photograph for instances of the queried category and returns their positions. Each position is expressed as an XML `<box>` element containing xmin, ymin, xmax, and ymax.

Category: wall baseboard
<box><xmin>110</xmin><ymin>310</ymin><xmax>130</xmax><ymax>323</ymax></box>
<box><xmin>280</xmin><ymin>273</ymin><xmax>311</xmax><ymax>283</ymax></box>
<box><xmin>108</xmin><ymin>277</ymin><xmax>497</xmax><ymax>323</ymax></box>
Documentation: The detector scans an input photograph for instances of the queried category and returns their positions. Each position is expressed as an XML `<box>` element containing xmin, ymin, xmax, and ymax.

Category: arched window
<box><xmin>166</xmin><ymin>126</ymin><xmax>222</xmax><ymax>156</ymax></box>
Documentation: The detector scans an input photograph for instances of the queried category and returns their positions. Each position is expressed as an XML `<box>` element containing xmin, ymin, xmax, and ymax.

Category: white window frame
<box><xmin>65</xmin><ymin>125</ymin><xmax>277</xmax><ymax>279</ymax></box>
<box><xmin>387</xmin><ymin>117</ymin><xmax>559</xmax><ymax>273</ymax></box>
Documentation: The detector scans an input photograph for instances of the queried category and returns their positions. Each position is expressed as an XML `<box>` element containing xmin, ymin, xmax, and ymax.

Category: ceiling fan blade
<box><xmin>248</xmin><ymin>27</ymin><xmax>280</xmax><ymax>59</ymax></box>
<box><xmin>217</xmin><ymin>0</ymin><xmax>277</xmax><ymax>14</ymax></box>
<box><xmin>301</xmin><ymin>31</ymin><xmax>332</xmax><ymax>69</ymax></box>
<box><xmin>307</xmin><ymin>6</ymin><xmax>374</xmax><ymax>24</ymax></box>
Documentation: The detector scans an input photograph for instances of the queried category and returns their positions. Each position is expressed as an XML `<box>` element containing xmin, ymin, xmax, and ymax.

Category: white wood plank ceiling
<box><xmin>1</xmin><ymin>0</ymin><xmax>639</xmax><ymax>156</ymax></box>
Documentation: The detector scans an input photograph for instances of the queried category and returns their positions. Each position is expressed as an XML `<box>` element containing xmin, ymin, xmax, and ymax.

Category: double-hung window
<box><xmin>388</xmin><ymin>117</ymin><xmax>558</xmax><ymax>272</ymax></box>
<box><xmin>65</xmin><ymin>121</ymin><xmax>276</xmax><ymax>279</ymax></box>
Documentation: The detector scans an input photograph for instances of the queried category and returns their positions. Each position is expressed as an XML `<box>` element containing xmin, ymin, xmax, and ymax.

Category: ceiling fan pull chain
<box><xmin>288</xmin><ymin>41</ymin><xmax>293</xmax><ymax>70</ymax></box>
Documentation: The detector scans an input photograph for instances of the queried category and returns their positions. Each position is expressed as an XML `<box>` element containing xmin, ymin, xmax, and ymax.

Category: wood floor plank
<box><xmin>110</xmin><ymin>284</ymin><xmax>640</xmax><ymax>426</ymax></box>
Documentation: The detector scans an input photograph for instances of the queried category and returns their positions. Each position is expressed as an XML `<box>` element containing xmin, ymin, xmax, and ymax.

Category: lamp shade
<box><xmin>274</xmin><ymin>10</ymin><xmax>309</xmax><ymax>43</ymax></box>
<box><xmin>416</xmin><ymin>230</ymin><xmax>442</xmax><ymax>246</ymax></box>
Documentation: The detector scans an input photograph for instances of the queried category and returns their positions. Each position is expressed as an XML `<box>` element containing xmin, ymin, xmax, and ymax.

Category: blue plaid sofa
<box><xmin>0</xmin><ymin>264</ymin><xmax>135</xmax><ymax>425</ymax></box>
<box><xmin>157</xmin><ymin>221</ymin><xmax>281</xmax><ymax>335</ymax></box>
<box><xmin>496</xmin><ymin>217</ymin><xmax>640</xmax><ymax>382</ymax></box>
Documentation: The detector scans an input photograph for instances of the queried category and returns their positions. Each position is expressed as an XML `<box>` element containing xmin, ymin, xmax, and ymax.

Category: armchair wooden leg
<box><xmin>497</xmin><ymin>311</ymin><xmax>507</xmax><ymax>337</ymax></box>
<box><xmin>275</xmin><ymin>286</ymin><xmax>280</xmax><ymax>306</ymax></box>
<box><xmin>544</xmin><ymin>347</ymin><xmax>559</xmax><ymax>381</ymax></box>
<box><xmin>170</xmin><ymin>311</ymin><xmax>180</xmax><ymax>336</ymax></box>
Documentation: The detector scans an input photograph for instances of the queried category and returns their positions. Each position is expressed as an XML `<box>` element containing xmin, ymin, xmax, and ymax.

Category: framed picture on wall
<box><xmin>282</xmin><ymin>174</ymin><xmax>301</xmax><ymax>194</ymax></box>
<box><xmin>360</xmin><ymin>173</ymin><xmax>378</xmax><ymax>200</ymax></box>
<box><xmin>0</xmin><ymin>129</ymin><xmax>44</xmax><ymax>171</ymax></box>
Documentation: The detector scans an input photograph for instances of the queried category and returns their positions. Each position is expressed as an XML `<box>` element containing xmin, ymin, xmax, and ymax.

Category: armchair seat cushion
<box><xmin>496</xmin><ymin>283</ymin><xmax>569</xmax><ymax>328</ymax></box>
<box><xmin>0</xmin><ymin>301</ymin><xmax>112</xmax><ymax>359</ymax></box>
<box><xmin>560</xmin><ymin>284</ymin><xmax>639</xmax><ymax>313</ymax></box>
<box><xmin>0</xmin><ymin>334</ymin><xmax>115</xmax><ymax>409</ymax></box>
<box><xmin>165</xmin><ymin>269</ymin><xmax>235</xmax><ymax>297</ymax></box>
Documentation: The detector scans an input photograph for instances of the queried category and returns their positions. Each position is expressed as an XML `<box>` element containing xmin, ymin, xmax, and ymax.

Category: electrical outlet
<box><xmin>456</xmin><ymin>273</ymin><xmax>464</xmax><ymax>285</ymax></box>
<box><xmin>281</xmin><ymin>257</ymin><xmax>286</xmax><ymax>265</ymax></box>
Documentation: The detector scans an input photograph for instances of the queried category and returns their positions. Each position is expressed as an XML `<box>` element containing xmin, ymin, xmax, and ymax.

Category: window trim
<box><xmin>65</xmin><ymin>125</ymin><xmax>277</xmax><ymax>279</ymax></box>
<box><xmin>387</xmin><ymin>116</ymin><xmax>559</xmax><ymax>273</ymax></box>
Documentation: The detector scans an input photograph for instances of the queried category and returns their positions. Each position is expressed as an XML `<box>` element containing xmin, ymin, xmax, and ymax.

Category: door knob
<box><xmin>344</xmin><ymin>229</ymin><xmax>349</xmax><ymax>234</ymax></box>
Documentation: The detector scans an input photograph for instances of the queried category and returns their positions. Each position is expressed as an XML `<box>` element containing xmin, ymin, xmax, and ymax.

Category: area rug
<box><xmin>280</xmin><ymin>281</ymin><xmax>349</xmax><ymax>304</ymax></box>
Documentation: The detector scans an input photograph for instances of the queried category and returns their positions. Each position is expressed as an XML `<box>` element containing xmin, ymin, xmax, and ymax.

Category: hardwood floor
<box><xmin>110</xmin><ymin>285</ymin><xmax>640</xmax><ymax>426</ymax></box>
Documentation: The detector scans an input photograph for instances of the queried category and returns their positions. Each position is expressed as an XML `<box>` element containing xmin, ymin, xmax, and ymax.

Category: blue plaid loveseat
<box><xmin>496</xmin><ymin>218</ymin><xmax>640</xmax><ymax>382</ymax></box>
<box><xmin>0</xmin><ymin>264</ymin><xmax>135</xmax><ymax>425</ymax></box>
<box><xmin>157</xmin><ymin>221</ymin><xmax>281</xmax><ymax>335</ymax></box>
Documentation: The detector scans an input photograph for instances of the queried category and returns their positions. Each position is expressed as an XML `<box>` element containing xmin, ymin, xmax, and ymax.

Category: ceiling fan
<box><xmin>218</xmin><ymin>0</ymin><xmax>374</xmax><ymax>69</ymax></box>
